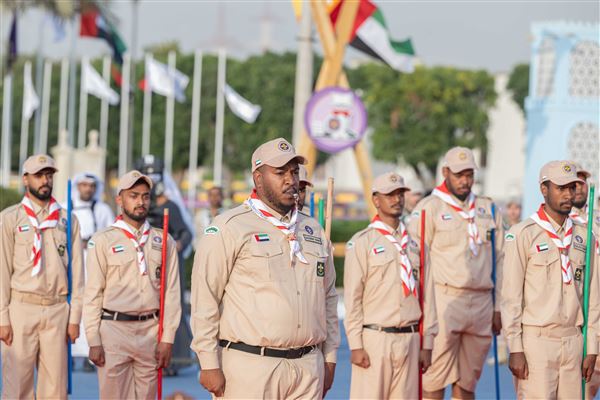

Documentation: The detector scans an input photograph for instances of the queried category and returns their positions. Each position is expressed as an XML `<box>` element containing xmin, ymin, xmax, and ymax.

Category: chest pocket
<box><xmin>147</xmin><ymin>250</ymin><xmax>163</xmax><ymax>289</ymax></box>
<box><xmin>435</xmin><ymin>214</ymin><xmax>462</xmax><ymax>248</ymax></box>
<box><xmin>570</xmin><ymin>250</ymin><xmax>587</xmax><ymax>295</ymax></box>
<box><xmin>367</xmin><ymin>250</ymin><xmax>396</xmax><ymax>282</ymax></box>
<box><xmin>106</xmin><ymin>251</ymin><xmax>136</xmax><ymax>280</ymax></box>
<box><xmin>248</xmin><ymin>242</ymin><xmax>286</xmax><ymax>282</ymax></box>
<box><xmin>475</xmin><ymin>217</ymin><xmax>495</xmax><ymax>244</ymax></box>
<box><xmin>51</xmin><ymin>228</ymin><xmax>68</xmax><ymax>267</ymax></box>
<box><xmin>528</xmin><ymin>247</ymin><xmax>560</xmax><ymax>281</ymax></box>
<box><xmin>303</xmin><ymin>246</ymin><xmax>329</xmax><ymax>283</ymax></box>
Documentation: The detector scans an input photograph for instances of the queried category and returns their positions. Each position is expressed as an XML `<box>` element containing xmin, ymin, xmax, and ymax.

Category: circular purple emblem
<box><xmin>304</xmin><ymin>87</ymin><xmax>368</xmax><ymax>154</ymax></box>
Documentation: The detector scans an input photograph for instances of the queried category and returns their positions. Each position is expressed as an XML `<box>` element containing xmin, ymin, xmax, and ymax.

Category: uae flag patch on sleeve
<box><xmin>536</xmin><ymin>243</ymin><xmax>549</xmax><ymax>252</ymax></box>
<box><xmin>372</xmin><ymin>245</ymin><xmax>385</xmax><ymax>255</ymax></box>
<box><xmin>111</xmin><ymin>245</ymin><xmax>125</xmax><ymax>253</ymax></box>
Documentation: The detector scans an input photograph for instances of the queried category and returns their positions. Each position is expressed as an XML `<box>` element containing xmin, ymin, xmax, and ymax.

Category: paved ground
<box><xmin>1</xmin><ymin>320</ymin><xmax>519</xmax><ymax>399</ymax></box>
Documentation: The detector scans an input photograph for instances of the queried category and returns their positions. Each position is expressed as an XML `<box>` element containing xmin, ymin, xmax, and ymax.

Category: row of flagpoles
<box><xmin>1</xmin><ymin>50</ymin><xmax>263</xmax><ymax>192</ymax></box>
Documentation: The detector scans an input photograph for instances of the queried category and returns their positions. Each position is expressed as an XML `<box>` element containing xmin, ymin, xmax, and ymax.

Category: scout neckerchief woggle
<box><xmin>432</xmin><ymin>181</ymin><xmax>482</xmax><ymax>256</ymax></box>
<box><xmin>112</xmin><ymin>216</ymin><xmax>151</xmax><ymax>275</ymax></box>
<box><xmin>245</xmin><ymin>189</ymin><xmax>308</xmax><ymax>264</ymax></box>
<box><xmin>21</xmin><ymin>194</ymin><xmax>61</xmax><ymax>276</ymax></box>
<box><xmin>530</xmin><ymin>204</ymin><xmax>574</xmax><ymax>284</ymax></box>
<box><xmin>369</xmin><ymin>215</ymin><xmax>417</xmax><ymax>297</ymax></box>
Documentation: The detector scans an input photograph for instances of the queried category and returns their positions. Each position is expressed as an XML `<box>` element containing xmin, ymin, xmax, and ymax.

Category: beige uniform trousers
<box><xmin>1</xmin><ymin>299</ymin><xmax>69</xmax><ymax>400</ymax></box>
<box><xmin>516</xmin><ymin>326</ymin><xmax>582</xmax><ymax>400</ymax></box>
<box><xmin>423</xmin><ymin>285</ymin><xmax>492</xmax><ymax>392</ymax></box>
<box><xmin>350</xmin><ymin>329</ymin><xmax>420</xmax><ymax>399</ymax></box>
<box><xmin>97</xmin><ymin>318</ymin><xmax>158</xmax><ymax>400</ymax></box>
<box><xmin>219</xmin><ymin>346</ymin><xmax>324</xmax><ymax>399</ymax></box>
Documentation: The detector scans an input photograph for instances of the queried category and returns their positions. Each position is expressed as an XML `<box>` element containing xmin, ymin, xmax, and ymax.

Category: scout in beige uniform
<box><xmin>502</xmin><ymin>160</ymin><xmax>599</xmax><ymax>399</ymax></box>
<box><xmin>192</xmin><ymin>138</ymin><xmax>340</xmax><ymax>399</ymax></box>
<box><xmin>344</xmin><ymin>172</ymin><xmax>438</xmax><ymax>399</ymax></box>
<box><xmin>568</xmin><ymin>162</ymin><xmax>600</xmax><ymax>399</ymax></box>
<box><xmin>83</xmin><ymin>170</ymin><xmax>181</xmax><ymax>399</ymax></box>
<box><xmin>408</xmin><ymin>147</ymin><xmax>504</xmax><ymax>399</ymax></box>
<box><xmin>0</xmin><ymin>154</ymin><xmax>84</xmax><ymax>399</ymax></box>
<box><xmin>298</xmin><ymin>164</ymin><xmax>313</xmax><ymax>211</ymax></box>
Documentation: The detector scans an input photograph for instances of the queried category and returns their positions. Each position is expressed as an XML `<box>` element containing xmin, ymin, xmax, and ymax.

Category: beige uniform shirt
<box><xmin>408</xmin><ymin>194</ymin><xmax>504</xmax><ymax>310</ymax></box>
<box><xmin>501</xmin><ymin>215</ymin><xmax>600</xmax><ymax>354</ymax></box>
<box><xmin>191</xmin><ymin>204</ymin><xmax>340</xmax><ymax>370</ymax></box>
<box><xmin>0</xmin><ymin>202</ymin><xmax>84</xmax><ymax>326</ymax></box>
<box><xmin>344</xmin><ymin>224</ymin><xmax>438</xmax><ymax>350</ymax></box>
<box><xmin>83</xmin><ymin>222</ymin><xmax>181</xmax><ymax>346</ymax></box>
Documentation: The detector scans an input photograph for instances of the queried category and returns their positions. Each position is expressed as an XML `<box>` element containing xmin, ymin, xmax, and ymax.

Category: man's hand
<box><xmin>323</xmin><ymin>362</ymin><xmax>336</xmax><ymax>398</ymax></box>
<box><xmin>67</xmin><ymin>323</ymin><xmax>79</xmax><ymax>343</ymax></box>
<box><xmin>0</xmin><ymin>325</ymin><xmax>13</xmax><ymax>346</ymax></box>
<box><xmin>420</xmin><ymin>349</ymin><xmax>432</xmax><ymax>373</ymax></box>
<box><xmin>89</xmin><ymin>345</ymin><xmax>105</xmax><ymax>367</ymax></box>
<box><xmin>156</xmin><ymin>342</ymin><xmax>173</xmax><ymax>369</ymax></box>
<box><xmin>350</xmin><ymin>349</ymin><xmax>371</xmax><ymax>369</ymax></box>
<box><xmin>582</xmin><ymin>354</ymin><xmax>597</xmax><ymax>382</ymax></box>
<box><xmin>509</xmin><ymin>352</ymin><xmax>528</xmax><ymax>380</ymax></box>
<box><xmin>492</xmin><ymin>311</ymin><xmax>502</xmax><ymax>336</ymax></box>
<box><xmin>199</xmin><ymin>368</ymin><xmax>226</xmax><ymax>397</ymax></box>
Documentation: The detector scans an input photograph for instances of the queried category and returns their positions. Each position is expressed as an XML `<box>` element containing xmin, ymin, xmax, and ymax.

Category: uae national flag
<box><xmin>80</xmin><ymin>8</ymin><xmax>127</xmax><ymax>65</ymax></box>
<box><xmin>329</xmin><ymin>0</ymin><xmax>415</xmax><ymax>73</ymax></box>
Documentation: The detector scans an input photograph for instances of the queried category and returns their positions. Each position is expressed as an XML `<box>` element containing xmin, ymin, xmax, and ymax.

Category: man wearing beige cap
<box><xmin>0</xmin><ymin>154</ymin><xmax>84</xmax><ymax>399</ymax></box>
<box><xmin>298</xmin><ymin>164</ymin><xmax>314</xmax><ymax>211</ymax></box>
<box><xmin>83</xmin><ymin>170</ymin><xmax>181</xmax><ymax>399</ymax></box>
<box><xmin>502</xmin><ymin>160</ymin><xmax>599</xmax><ymax>399</ymax></box>
<box><xmin>344</xmin><ymin>172</ymin><xmax>438</xmax><ymax>399</ymax></box>
<box><xmin>191</xmin><ymin>137</ymin><xmax>340</xmax><ymax>398</ymax></box>
<box><xmin>408</xmin><ymin>147</ymin><xmax>504</xmax><ymax>399</ymax></box>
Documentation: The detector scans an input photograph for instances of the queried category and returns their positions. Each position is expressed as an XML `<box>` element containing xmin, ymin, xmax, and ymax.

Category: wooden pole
<box><xmin>418</xmin><ymin>210</ymin><xmax>426</xmax><ymax>400</ymax></box>
<box><xmin>157</xmin><ymin>208</ymin><xmax>169</xmax><ymax>400</ymax></box>
<box><xmin>325</xmin><ymin>178</ymin><xmax>334</xmax><ymax>239</ymax></box>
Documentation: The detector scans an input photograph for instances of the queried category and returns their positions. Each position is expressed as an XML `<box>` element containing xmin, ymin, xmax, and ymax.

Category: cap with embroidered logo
<box><xmin>372</xmin><ymin>172</ymin><xmax>410</xmax><ymax>194</ymax></box>
<box><xmin>251</xmin><ymin>138</ymin><xmax>307</xmax><ymax>172</ymax></box>
<box><xmin>117</xmin><ymin>170</ymin><xmax>154</xmax><ymax>193</ymax></box>
<box><xmin>23</xmin><ymin>154</ymin><xmax>58</xmax><ymax>175</ymax></box>
<box><xmin>443</xmin><ymin>147</ymin><xmax>477</xmax><ymax>173</ymax></box>
<box><xmin>539</xmin><ymin>160</ymin><xmax>583</xmax><ymax>186</ymax></box>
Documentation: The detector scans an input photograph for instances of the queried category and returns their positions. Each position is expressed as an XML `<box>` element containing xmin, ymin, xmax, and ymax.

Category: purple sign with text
<box><xmin>304</xmin><ymin>87</ymin><xmax>368</xmax><ymax>154</ymax></box>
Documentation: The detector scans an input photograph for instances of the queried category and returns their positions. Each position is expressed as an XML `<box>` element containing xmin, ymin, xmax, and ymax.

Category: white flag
<box><xmin>82</xmin><ymin>59</ymin><xmax>119</xmax><ymax>105</ymax></box>
<box><xmin>146</xmin><ymin>57</ymin><xmax>189</xmax><ymax>103</ymax></box>
<box><xmin>224</xmin><ymin>84</ymin><xmax>261</xmax><ymax>124</ymax></box>
<box><xmin>22</xmin><ymin>62</ymin><xmax>40</xmax><ymax>120</ymax></box>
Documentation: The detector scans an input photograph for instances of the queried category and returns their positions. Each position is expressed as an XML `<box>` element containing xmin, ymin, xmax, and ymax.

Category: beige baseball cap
<box><xmin>372</xmin><ymin>172</ymin><xmax>410</xmax><ymax>194</ymax></box>
<box><xmin>443</xmin><ymin>147</ymin><xmax>477</xmax><ymax>173</ymax></box>
<box><xmin>251</xmin><ymin>138</ymin><xmax>307</xmax><ymax>173</ymax></box>
<box><xmin>299</xmin><ymin>165</ymin><xmax>313</xmax><ymax>187</ymax></box>
<box><xmin>117</xmin><ymin>170</ymin><xmax>153</xmax><ymax>193</ymax></box>
<box><xmin>23</xmin><ymin>154</ymin><xmax>58</xmax><ymax>175</ymax></box>
<box><xmin>570</xmin><ymin>161</ymin><xmax>592</xmax><ymax>179</ymax></box>
<box><xmin>539</xmin><ymin>160</ymin><xmax>583</xmax><ymax>186</ymax></box>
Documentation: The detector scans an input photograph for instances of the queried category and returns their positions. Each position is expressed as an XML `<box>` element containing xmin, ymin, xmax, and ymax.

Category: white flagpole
<box><xmin>292</xmin><ymin>0</ymin><xmax>313</xmax><ymax>148</ymax></box>
<box><xmin>39</xmin><ymin>60</ymin><xmax>52</xmax><ymax>154</ymax></box>
<box><xmin>188</xmin><ymin>50</ymin><xmax>203</xmax><ymax>212</ymax></box>
<box><xmin>58</xmin><ymin>58</ymin><xmax>69</xmax><ymax>136</ymax></box>
<box><xmin>99</xmin><ymin>56</ymin><xmax>111</xmax><ymax>152</ymax></box>
<box><xmin>141</xmin><ymin>53</ymin><xmax>153</xmax><ymax>155</ymax></box>
<box><xmin>164</xmin><ymin>50</ymin><xmax>176</xmax><ymax>173</ymax></box>
<box><xmin>213</xmin><ymin>48</ymin><xmax>226</xmax><ymax>186</ymax></box>
<box><xmin>1</xmin><ymin>72</ymin><xmax>13</xmax><ymax>187</ymax></box>
<box><xmin>78</xmin><ymin>56</ymin><xmax>89</xmax><ymax>148</ymax></box>
<box><xmin>19</xmin><ymin>62</ymin><xmax>32</xmax><ymax>183</ymax></box>
<box><xmin>118</xmin><ymin>54</ymin><xmax>131</xmax><ymax>177</ymax></box>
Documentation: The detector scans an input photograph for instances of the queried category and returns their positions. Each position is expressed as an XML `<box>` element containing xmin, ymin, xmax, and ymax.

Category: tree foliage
<box><xmin>507</xmin><ymin>63</ymin><xmax>529</xmax><ymax>113</ymax></box>
<box><xmin>348</xmin><ymin>64</ymin><xmax>497</xmax><ymax>176</ymax></box>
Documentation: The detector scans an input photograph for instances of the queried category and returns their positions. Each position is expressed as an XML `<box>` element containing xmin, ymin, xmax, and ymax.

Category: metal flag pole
<box><xmin>157</xmin><ymin>208</ymin><xmax>169</xmax><ymax>399</ymax></box>
<box><xmin>491</xmin><ymin>203</ymin><xmax>500</xmax><ymax>400</ymax></box>
<box><xmin>66</xmin><ymin>180</ymin><xmax>73</xmax><ymax>394</ymax></box>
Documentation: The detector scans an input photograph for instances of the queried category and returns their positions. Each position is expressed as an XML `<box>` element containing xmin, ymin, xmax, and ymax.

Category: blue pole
<box><xmin>66</xmin><ymin>180</ymin><xmax>73</xmax><ymax>394</ymax></box>
<box><xmin>309</xmin><ymin>192</ymin><xmax>315</xmax><ymax>218</ymax></box>
<box><xmin>491</xmin><ymin>203</ymin><xmax>500</xmax><ymax>400</ymax></box>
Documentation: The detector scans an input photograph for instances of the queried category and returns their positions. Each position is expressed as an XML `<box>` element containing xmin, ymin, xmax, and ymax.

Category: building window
<box><xmin>568</xmin><ymin>121</ymin><xmax>599</xmax><ymax>185</ymax></box>
<box><xmin>536</xmin><ymin>38</ymin><xmax>556</xmax><ymax>98</ymax></box>
<box><xmin>569</xmin><ymin>41</ymin><xmax>600</xmax><ymax>98</ymax></box>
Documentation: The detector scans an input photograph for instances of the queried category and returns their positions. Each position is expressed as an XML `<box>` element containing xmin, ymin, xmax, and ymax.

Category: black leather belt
<box><xmin>219</xmin><ymin>340</ymin><xmax>316</xmax><ymax>359</ymax></box>
<box><xmin>363</xmin><ymin>324</ymin><xmax>419</xmax><ymax>334</ymax></box>
<box><xmin>101</xmin><ymin>309</ymin><xmax>158</xmax><ymax>322</ymax></box>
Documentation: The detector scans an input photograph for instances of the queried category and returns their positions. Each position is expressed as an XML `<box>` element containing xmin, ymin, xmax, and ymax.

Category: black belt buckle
<box><xmin>286</xmin><ymin>347</ymin><xmax>304</xmax><ymax>359</ymax></box>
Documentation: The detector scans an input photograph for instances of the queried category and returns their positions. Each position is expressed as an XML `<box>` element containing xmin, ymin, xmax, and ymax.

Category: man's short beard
<box><xmin>572</xmin><ymin>199</ymin><xmax>586</xmax><ymax>210</ymax></box>
<box><xmin>262</xmin><ymin>184</ymin><xmax>293</xmax><ymax>214</ymax></box>
<box><xmin>28</xmin><ymin>185</ymin><xmax>52</xmax><ymax>201</ymax></box>
<box><xmin>123</xmin><ymin>208</ymin><xmax>148</xmax><ymax>222</ymax></box>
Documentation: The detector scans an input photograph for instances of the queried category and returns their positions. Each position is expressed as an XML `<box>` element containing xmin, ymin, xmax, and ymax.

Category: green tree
<box><xmin>349</xmin><ymin>65</ymin><xmax>497</xmax><ymax>177</ymax></box>
<box><xmin>507</xmin><ymin>63</ymin><xmax>529</xmax><ymax>113</ymax></box>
